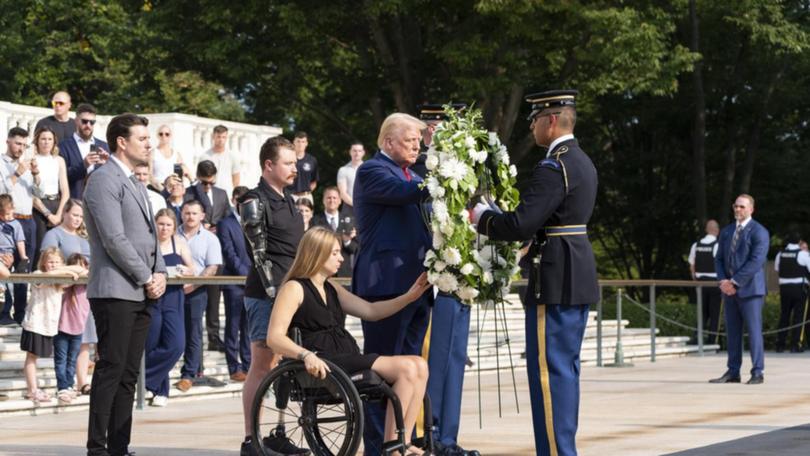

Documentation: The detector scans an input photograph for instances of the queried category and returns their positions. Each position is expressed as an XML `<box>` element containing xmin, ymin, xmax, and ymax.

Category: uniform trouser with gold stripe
<box><xmin>525</xmin><ymin>304</ymin><xmax>590</xmax><ymax>456</ymax></box>
<box><xmin>424</xmin><ymin>294</ymin><xmax>471</xmax><ymax>447</ymax></box>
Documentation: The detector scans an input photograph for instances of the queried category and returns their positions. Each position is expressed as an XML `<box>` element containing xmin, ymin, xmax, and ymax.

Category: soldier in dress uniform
<box><xmin>413</xmin><ymin>103</ymin><xmax>479</xmax><ymax>456</ymax></box>
<box><xmin>411</xmin><ymin>103</ymin><xmax>467</xmax><ymax>179</ymax></box>
<box><xmin>688</xmin><ymin>219</ymin><xmax>722</xmax><ymax>345</ymax></box>
<box><xmin>472</xmin><ymin>89</ymin><xmax>598</xmax><ymax>456</ymax></box>
<box><xmin>774</xmin><ymin>233</ymin><xmax>810</xmax><ymax>353</ymax></box>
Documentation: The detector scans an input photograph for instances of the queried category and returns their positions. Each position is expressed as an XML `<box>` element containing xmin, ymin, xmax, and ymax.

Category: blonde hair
<box><xmin>283</xmin><ymin>227</ymin><xmax>341</xmax><ymax>283</ymax></box>
<box><xmin>376</xmin><ymin>113</ymin><xmax>426</xmax><ymax>149</ymax></box>
<box><xmin>38</xmin><ymin>247</ymin><xmax>65</xmax><ymax>272</ymax></box>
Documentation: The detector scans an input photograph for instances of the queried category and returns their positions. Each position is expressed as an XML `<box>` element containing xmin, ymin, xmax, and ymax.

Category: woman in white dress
<box><xmin>31</xmin><ymin>127</ymin><xmax>70</xmax><ymax>264</ymax></box>
<box><xmin>151</xmin><ymin>125</ymin><xmax>191</xmax><ymax>191</ymax></box>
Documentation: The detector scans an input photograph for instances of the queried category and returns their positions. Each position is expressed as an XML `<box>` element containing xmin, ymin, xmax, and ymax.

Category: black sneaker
<box><xmin>0</xmin><ymin>316</ymin><xmax>17</xmax><ymax>326</ymax></box>
<box><xmin>263</xmin><ymin>434</ymin><xmax>311</xmax><ymax>455</ymax></box>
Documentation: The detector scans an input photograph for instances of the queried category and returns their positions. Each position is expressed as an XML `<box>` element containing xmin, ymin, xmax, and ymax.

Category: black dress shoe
<box><xmin>791</xmin><ymin>346</ymin><xmax>805</xmax><ymax>353</ymax></box>
<box><xmin>746</xmin><ymin>374</ymin><xmax>764</xmax><ymax>384</ymax></box>
<box><xmin>709</xmin><ymin>372</ymin><xmax>741</xmax><ymax>383</ymax></box>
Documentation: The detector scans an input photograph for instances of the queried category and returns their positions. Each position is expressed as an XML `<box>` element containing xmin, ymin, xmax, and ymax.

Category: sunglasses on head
<box><xmin>80</xmin><ymin>119</ymin><xmax>96</xmax><ymax>125</ymax></box>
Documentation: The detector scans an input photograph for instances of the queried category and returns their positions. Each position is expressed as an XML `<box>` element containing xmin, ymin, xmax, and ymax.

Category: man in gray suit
<box><xmin>83</xmin><ymin>113</ymin><xmax>167</xmax><ymax>456</ymax></box>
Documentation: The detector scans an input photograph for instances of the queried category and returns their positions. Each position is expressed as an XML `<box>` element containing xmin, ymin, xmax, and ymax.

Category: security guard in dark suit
<box><xmin>411</xmin><ymin>103</ymin><xmax>467</xmax><ymax>179</ymax></box>
<box><xmin>688</xmin><ymin>219</ymin><xmax>722</xmax><ymax>345</ymax></box>
<box><xmin>413</xmin><ymin>103</ymin><xmax>479</xmax><ymax>456</ymax></box>
<box><xmin>774</xmin><ymin>233</ymin><xmax>809</xmax><ymax>352</ymax></box>
<box><xmin>473</xmin><ymin>90</ymin><xmax>598</xmax><ymax>456</ymax></box>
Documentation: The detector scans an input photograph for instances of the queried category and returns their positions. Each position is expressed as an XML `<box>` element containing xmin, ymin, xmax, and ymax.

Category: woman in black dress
<box><xmin>267</xmin><ymin>227</ymin><xmax>431</xmax><ymax>456</ymax></box>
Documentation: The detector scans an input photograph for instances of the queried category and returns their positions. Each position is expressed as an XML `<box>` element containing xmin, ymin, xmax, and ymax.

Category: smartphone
<box><xmin>89</xmin><ymin>144</ymin><xmax>99</xmax><ymax>154</ymax></box>
<box><xmin>173</xmin><ymin>164</ymin><xmax>183</xmax><ymax>176</ymax></box>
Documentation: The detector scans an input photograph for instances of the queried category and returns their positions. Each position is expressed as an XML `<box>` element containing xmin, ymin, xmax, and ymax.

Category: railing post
<box><xmin>697</xmin><ymin>286</ymin><xmax>704</xmax><ymax>356</ymax></box>
<box><xmin>597</xmin><ymin>285</ymin><xmax>603</xmax><ymax>367</ymax></box>
<box><xmin>613</xmin><ymin>288</ymin><xmax>626</xmax><ymax>366</ymax></box>
<box><xmin>649</xmin><ymin>284</ymin><xmax>656</xmax><ymax>362</ymax></box>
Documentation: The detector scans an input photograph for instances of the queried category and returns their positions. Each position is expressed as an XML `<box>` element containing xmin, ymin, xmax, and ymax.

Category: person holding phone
<box><xmin>152</xmin><ymin>125</ymin><xmax>191</xmax><ymax>189</ymax></box>
<box><xmin>311</xmin><ymin>186</ymin><xmax>357</xmax><ymax>277</ymax></box>
<box><xmin>31</xmin><ymin>127</ymin><xmax>70</xmax><ymax>265</ymax></box>
<box><xmin>57</xmin><ymin>103</ymin><xmax>110</xmax><ymax>199</ymax></box>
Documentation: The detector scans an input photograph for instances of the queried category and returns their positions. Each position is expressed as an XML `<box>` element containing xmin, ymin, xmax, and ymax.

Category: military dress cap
<box><xmin>418</xmin><ymin>103</ymin><xmax>468</xmax><ymax>121</ymax></box>
<box><xmin>526</xmin><ymin>89</ymin><xmax>578</xmax><ymax>120</ymax></box>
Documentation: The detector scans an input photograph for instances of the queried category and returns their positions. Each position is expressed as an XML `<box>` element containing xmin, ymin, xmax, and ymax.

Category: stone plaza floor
<box><xmin>0</xmin><ymin>352</ymin><xmax>808</xmax><ymax>455</ymax></box>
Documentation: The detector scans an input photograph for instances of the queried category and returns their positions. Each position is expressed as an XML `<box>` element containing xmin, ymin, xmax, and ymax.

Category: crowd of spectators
<box><xmin>0</xmin><ymin>91</ymin><xmax>366</xmax><ymax>406</ymax></box>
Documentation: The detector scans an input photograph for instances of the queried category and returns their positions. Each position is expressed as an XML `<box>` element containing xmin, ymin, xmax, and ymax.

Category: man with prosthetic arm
<box><xmin>237</xmin><ymin>136</ymin><xmax>307</xmax><ymax>456</ymax></box>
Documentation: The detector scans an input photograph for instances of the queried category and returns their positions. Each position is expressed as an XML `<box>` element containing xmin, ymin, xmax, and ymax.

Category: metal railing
<box><xmin>6</xmin><ymin>274</ymin><xmax>805</xmax><ymax>407</ymax></box>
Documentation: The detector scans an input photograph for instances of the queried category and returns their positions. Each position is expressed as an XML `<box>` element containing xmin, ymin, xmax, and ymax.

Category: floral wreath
<box><xmin>421</xmin><ymin>106</ymin><xmax>522</xmax><ymax>305</ymax></box>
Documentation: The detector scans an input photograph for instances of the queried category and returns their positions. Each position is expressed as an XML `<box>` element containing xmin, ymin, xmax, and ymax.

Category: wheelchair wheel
<box><xmin>252</xmin><ymin>359</ymin><xmax>363</xmax><ymax>456</ymax></box>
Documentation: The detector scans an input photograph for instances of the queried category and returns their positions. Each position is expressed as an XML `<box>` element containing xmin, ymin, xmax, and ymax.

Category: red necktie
<box><xmin>402</xmin><ymin>166</ymin><xmax>412</xmax><ymax>182</ymax></box>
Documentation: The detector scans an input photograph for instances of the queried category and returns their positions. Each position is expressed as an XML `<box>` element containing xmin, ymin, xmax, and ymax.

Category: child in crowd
<box><xmin>0</xmin><ymin>194</ymin><xmax>29</xmax><ymax>299</ymax></box>
<box><xmin>20</xmin><ymin>247</ymin><xmax>84</xmax><ymax>404</ymax></box>
<box><xmin>53</xmin><ymin>254</ymin><xmax>90</xmax><ymax>404</ymax></box>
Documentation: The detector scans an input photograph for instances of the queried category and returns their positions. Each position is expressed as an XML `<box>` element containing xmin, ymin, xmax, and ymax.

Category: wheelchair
<box><xmin>251</xmin><ymin>357</ymin><xmax>435</xmax><ymax>456</ymax></box>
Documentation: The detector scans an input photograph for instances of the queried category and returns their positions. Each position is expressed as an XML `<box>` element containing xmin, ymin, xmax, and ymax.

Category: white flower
<box><xmin>426</xmin><ymin>177</ymin><xmax>443</xmax><ymax>198</ymax></box>
<box><xmin>438</xmin><ymin>157</ymin><xmax>468</xmax><ymax>181</ymax></box>
<box><xmin>442</xmin><ymin>247</ymin><xmax>462</xmax><ymax>266</ymax></box>
<box><xmin>457</xmin><ymin>286</ymin><xmax>480</xmax><ymax>302</ymax></box>
<box><xmin>432</xmin><ymin>199</ymin><xmax>449</xmax><ymax>223</ymax></box>
<box><xmin>464</xmin><ymin>136</ymin><xmax>476</xmax><ymax>148</ymax></box>
<box><xmin>483</xmin><ymin>271</ymin><xmax>494</xmax><ymax>284</ymax></box>
<box><xmin>425</xmin><ymin>154</ymin><xmax>439</xmax><ymax>171</ymax></box>
<box><xmin>468</xmin><ymin>149</ymin><xmax>487</xmax><ymax>164</ymax></box>
<box><xmin>427</xmin><ymin>271</ymin><xmax>439</xmax><ymax>284</ymax></box>
<box><xmin>460</xmin><ymin>263</ymin><xmax>475</xmax><ymax>275</ymax></box>
<box><xmin>435</xmin><ymin>272</ymin><xmax>459</xmax><ymax>293</ymax></box>
<box><xmin>497</xmin><ymin>145</ymin><xmax>510</xmax><ymax>165</ymax></box>
<box><xmin>509</xmin><ymin>164</ymin><xmax>517</xmax><ymax>177</ymax></box>
<box><xmin>440</xmin><ymin>221</ymin><xmax>454</xmax><ymax>236</ymax></box>
<box><xmin>433</xmin><ymin>260</ymin><xmax>447</xmax><ymax>272</ymax></box>
<box><xmin>488</xmin><ymin>132</ymin><xmax>499</xmax><ymax>146</ymax></box>
<box><xmin>432</xmin><ymin>232</ymin><xmax>444</xmax><ymax>249</ymax></box>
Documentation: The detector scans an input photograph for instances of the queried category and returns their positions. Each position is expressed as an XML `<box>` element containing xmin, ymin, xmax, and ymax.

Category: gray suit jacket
<box><xmin>83</xmin><ymin>159</ymin><xmax>166</xmax><ymax>301</ymax></box>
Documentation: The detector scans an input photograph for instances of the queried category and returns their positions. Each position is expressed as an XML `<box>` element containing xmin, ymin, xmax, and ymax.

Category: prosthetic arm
<box><xmin>240</xmin><ymin>197</ymin><xmax>276</xmax><ymax>298</ymax></box>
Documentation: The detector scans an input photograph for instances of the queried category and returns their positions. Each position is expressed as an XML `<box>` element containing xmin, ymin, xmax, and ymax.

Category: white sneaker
<box><xmin>151</xmin><ymin>395</ymin><xmax>169</xmax><ymax>407</ymax></box>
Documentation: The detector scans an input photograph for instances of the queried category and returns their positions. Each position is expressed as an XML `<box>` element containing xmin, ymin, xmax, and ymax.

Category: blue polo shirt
<box><xmin>0</xmin><ymin>219</ymin><xmax>24</xmax><ymax>255</ymax></box>
<box><xmin>178</xmin><ymin>225</ymin><xmax>222</xmax><ymax>274</ymax></box>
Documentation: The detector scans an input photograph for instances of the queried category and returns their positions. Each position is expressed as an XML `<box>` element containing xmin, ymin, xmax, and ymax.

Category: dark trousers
<box><xmin>205</xmin><ymin>285</ymin><xmax>222</xmax><ymax>345</ymax></box>
<box><xmin>87</xmin><ymin>298</ymin><xmax>151</xmax><ymax>456</ymax></box>
<box><xmin>697</xmin><ymin>281</ymin><xmax>722</xmax><ymax>345</ymax></box>
<box><xmin>181</xmin><ymin>289</ymin><xmax>207</xmax><ymax>379</ymax></box>
<box><xmin>525</xmin><ymin>304</ymin><xmax>590</xmax><ymax>456</ymax></box>
<box><xmin>33</xmin><ymin>198</ymin><xmax>59</xmax><ymax>265</ymax></box>
<box><xmin>223</xmin><ymin>285</ymin><xmax>250</xmax><ymax>374</ymax></box>
<box><xmin>145</xmin><ymin>290</ymin><xmax>185</xmax><ymax>397</ymax></box>
<box><xmin>776</xmin><ymin>284</ymin><xmax>806</xmax><ymax>350</ymax></box>
<box><xmin>2</xmin><ymin>217</ymin><xmax>36</xmax><ymax>323</ymax></box>
<box><xmin>724</xmin><ymin>294</ymin><xmax>765</xmax><ymax>376</ymax></box>
<box><xmin>361</xmin><ymin>293</ymin><xmax>430</xmax><ymax>456</ymax></box>
<box><xmin>426</xmin><ymin>294</ymin><xmax>471</xmax><ymax>447</ymax></box>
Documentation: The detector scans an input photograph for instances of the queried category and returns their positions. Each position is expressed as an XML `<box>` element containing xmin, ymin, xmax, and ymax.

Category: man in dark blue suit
<box><xmin>352</xmin><ymin>112</ymin><xmax>431</xmax><ymax>455</ymax></box>
<box><xmin>216</xmin><ymin>186</ymin><xmax>252</xmax><ymax>381</ymax></box>
<box><xmin>57</xmin><ymin>103</ymin><xmax>110</xmax><ymax>199</ymax></box>
<box><xmin>711</xmin><ymin>194</ymin><xmax>769</xmax><ymax>385</ymax></box>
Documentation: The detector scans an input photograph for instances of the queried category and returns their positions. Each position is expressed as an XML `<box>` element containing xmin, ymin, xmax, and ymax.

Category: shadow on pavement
<box><xmin>663</xmin><ymin>423</ymin><xmax>810</xmax><ymax>456</ymax></box>
<box><xmin>0</xmin><ymin>445</ymin><xmax>237</xmax><ymax>456</ymax></box>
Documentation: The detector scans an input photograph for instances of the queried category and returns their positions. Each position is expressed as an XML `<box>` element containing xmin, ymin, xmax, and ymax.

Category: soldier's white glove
<box><xmin>472</xmin><ymin>202</ymin><xmax>491</xmax><ymax>225</ymax></box>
